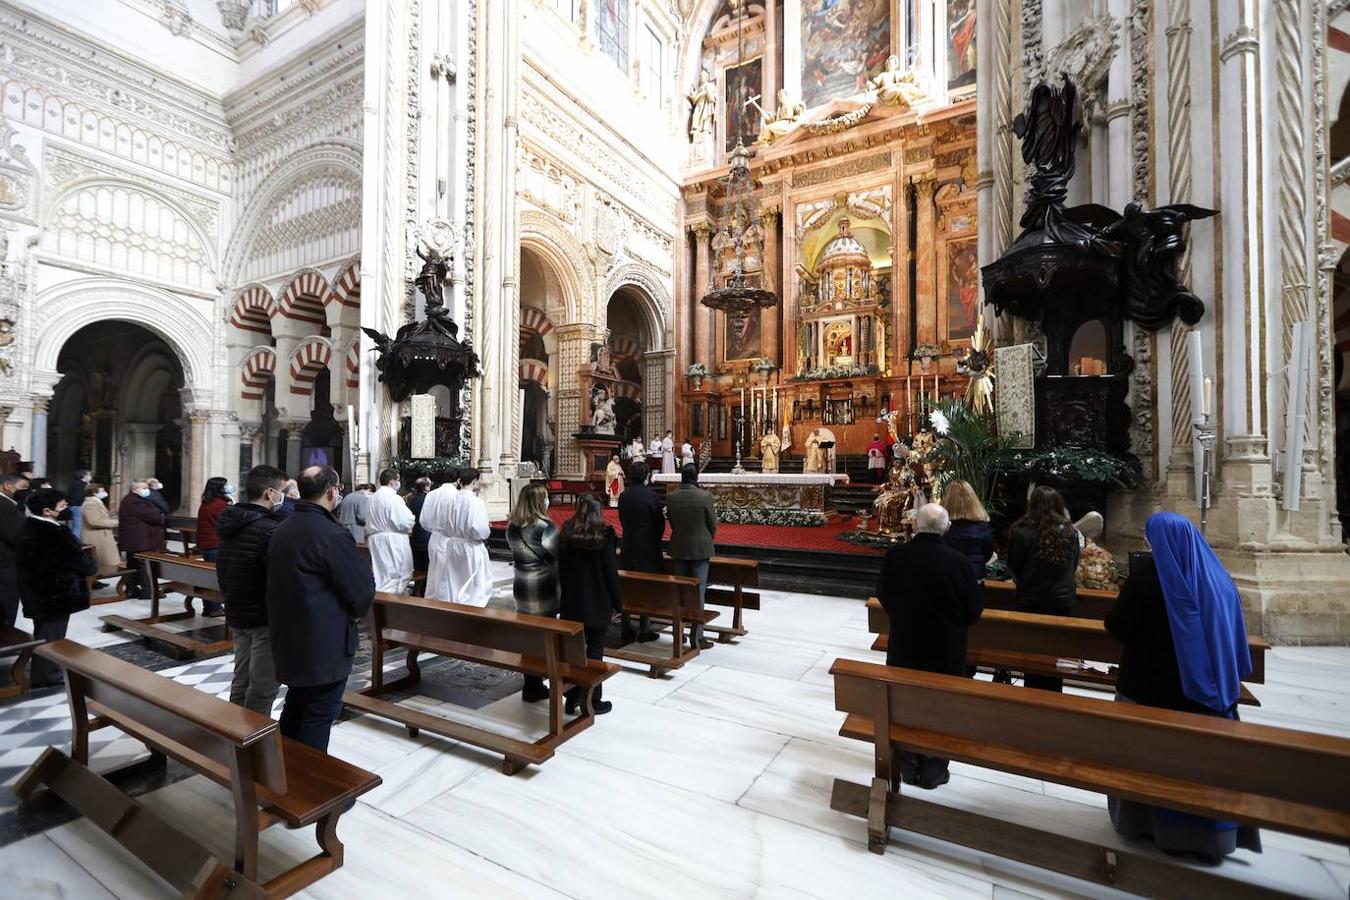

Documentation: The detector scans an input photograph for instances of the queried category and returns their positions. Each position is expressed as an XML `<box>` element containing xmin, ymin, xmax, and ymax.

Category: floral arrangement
<box><xmin>750</xmin><ymin>357</ymin><xmax>776</xmax><ymax>375</ymax></box>
<box><xmin>716</xmin><ymin>508</ymin><xmax>828</xmax><ymax>527</ymax></box>
<box><xmin>790</xmin><ymin>362</ymin><xmax>879</xmax><ymax>382</ymax></box>
<box><xmin>386</xmin><ymin>456</ymin><xmax>471</xmax><ymax>479</ymax></box>
<box><xmin>911</xmin><ymin>343</ymin><xmax>944</xmax><ymax>360</ymax></box>
<box><xmin>998</xmin><ymin>446</ymin><xmax>1143</xmax><ymax>489</ymax></box>
<box><xmin>685</xmin><ymin>363</ymin><xmax>710</xmax><ymax>378</ymax></box>
<box><xmin>921</xmin><ymin>400</ymin><xmax>1011</xmax><ymax>506</ymax></box>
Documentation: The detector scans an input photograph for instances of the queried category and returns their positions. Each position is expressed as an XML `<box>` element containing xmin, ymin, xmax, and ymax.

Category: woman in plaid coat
<box><xmin>506</xmin><ymin>482</ymin><xmax>559</xmax><ymax>703</ymax></box>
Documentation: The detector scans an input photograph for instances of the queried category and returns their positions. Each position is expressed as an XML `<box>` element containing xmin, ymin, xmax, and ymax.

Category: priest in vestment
<box><xmin>366</xmin><ymin>469</ymin><xmax>416</xmax><ymax>593</ymax></box>
<box><xmin>422</xmin><ymin>468</ymin><xmax>492</xmax><ymax>607</ymax></box>
<box><xmin>606</xmin><ymin>454</ymin><xmax>625</xmax><ymax>508</ymax></box>
<box><xmin>760</xmin><ymin>432</ymin><xmax>781</xmax><ymax>473</ymax></box>
<box><xmin>661</xmin><ymin>431</ymin><xmax>677</xmax><ymax>474</ymax></box>
<box><xmin>805</xmin><ymin>429</ymin><xmax>824</xmax><ymax>473</ymax></box>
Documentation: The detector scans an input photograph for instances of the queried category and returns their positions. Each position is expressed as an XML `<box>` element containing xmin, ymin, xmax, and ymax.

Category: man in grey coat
<box><xmin>664</xmin><ymin>463</ymin><xmax>717</xmax><ymax>649</ymax></box>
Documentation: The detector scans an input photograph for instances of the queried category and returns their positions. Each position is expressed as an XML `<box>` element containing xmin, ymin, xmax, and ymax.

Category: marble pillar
<box><xmin>186</xmin><ymin>410</ymin><xmax>208</xmax><ymax>516</ymax></box>
<box><xmin>692</xmin><ymin>224</ymin><xmax>712</xmax><ymax>368</ymax></box>
<box><xmin>913</xmin><ymin>177</ymin><xmax>937</xmax><ymax>345</ymax></box>
<box><xmin>760</xmin><ymin>207</ymin><xmax>781</xmax><ymax>365</ymax></box>
<box><xmin>29</xmin><ymin>396</ymin><xmax>48</xmax><ymax>476</ymax></box>
<box><xmin>238</xmin><ymin>422</ymin><xmax>262</xmax><ymax>476</ymax></box>
<box><xmin>0</xmin><ymin>406</ymin><xmax>12</xmax><ymax>459</ymax></box>
<box><xmin>281</xmin><ymin>420</ymin><xmax>307</xmax><ymax>478</ymax></box>
<box><xmin>120</xmin><ymin>423</ymin><xmax>160</xmax><ymax>497</ymax></box>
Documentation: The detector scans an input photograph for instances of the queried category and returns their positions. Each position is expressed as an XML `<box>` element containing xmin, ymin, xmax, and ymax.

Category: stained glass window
<box><xmin>596</xmin><ymin>0</ymin><xmax>629</xmax><ymax>72</ymax></box>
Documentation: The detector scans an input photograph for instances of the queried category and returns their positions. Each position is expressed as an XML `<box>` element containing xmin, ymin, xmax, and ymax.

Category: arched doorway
<box><xmin>519</xmin><ymin>248</ymin><xmax>562</xmax><ymax>472</ymax></box>
<box><xmin>49</xmin><ymin>322</ymin><xmax>185</xmax><ymax>507</ymax></box>
<box><xmin>606</xmin><ymin>287</ymin><xmax>657</xmax><ymax>444</ymax></box>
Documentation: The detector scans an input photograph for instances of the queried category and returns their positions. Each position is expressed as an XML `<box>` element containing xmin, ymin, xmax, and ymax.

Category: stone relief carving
<box><xmin>160</xmin><ymin>0</ymin><xmax>193</xmax><ymax>36</ymax></box>
<box><xmin>0</xmin><ymin>113</ymin><xmax>36</xmax><ymax>223</ymax></box>
<box><xmin>792</xmin><ymin>152</ymin><xmax>891</xmax><ymax>188</ymax></box>
<box><xmin>42</xmin><ymin>145</ymin><xmax>220</xmax><ymax>234</ymax></box>
<box><xmin>1045</xmin><ymin>16</ymin><xmax>1121</xmax><ymax>121</ymax></box>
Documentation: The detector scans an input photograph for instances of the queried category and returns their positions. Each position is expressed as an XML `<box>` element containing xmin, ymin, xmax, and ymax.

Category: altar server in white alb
<box><xmin>423</xmin><ymin>467</ymin><xmax>493</xmax><ymax>606</ymax></box>
<box><xmin>661</xmin><ymin>430</ymin><xmax>676</xmax><ymax>475</ymax></box>
<box><xmin>365</xmin><ymin>468</ymin><xmax>416</xmax><ymax>593</ymax></box>
<box><xmin>419</xmin><ymin>468</ymin><xmax>459</xmax><ymax>600</ymax></box>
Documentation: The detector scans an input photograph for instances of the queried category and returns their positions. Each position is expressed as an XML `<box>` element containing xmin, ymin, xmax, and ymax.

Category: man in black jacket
<box><xmin>406</xmin><ymin>476</ymin><xmax>433</xmax><ymax>573</ymax></box>
<box><xmin>875</xmin><ymin>503</ymin><xmax>983</xmax><ymax>789</ymax></box>
<box><xmin>217</xmin><ymin>464</ymin><xmax>287</xmax><ymax>716</ymax></box>
<box><xmin>17</xmin><ymin>489</ymin><xmax>98</xmax><ymax>687</ymax></box>
<box><xmin>617</xmin><ymin>461</ymin><xmax>662</xmax><ymax>642</ymax></box>
<box><xmin>0</xmin><ymin>474</ymin><xmax>30</xmax><ymax>628</ymax></box>
<box><xmin>267</xmin><ymin>465</ymin><xmax>374</xmax><ymax>751</ymax></box>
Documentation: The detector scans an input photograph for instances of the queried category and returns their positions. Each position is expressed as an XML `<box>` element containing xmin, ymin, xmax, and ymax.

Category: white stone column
<box><xmin>185</xmin><ymin>410</ymin><xmax>209</xmax><ymax>516</ymax></box>
<box><xmin>281</xmin><ymin>420</ymin><xmax>308</xmax><ymax>478</ymax></box>
<box><xmin>121</xmin><ymin>423</ymin><xmax>159</xmax><ymax>497</ymax></box>
<box><xmin>29</xmin><ymin>396</ymin><xmax>48</xmax><ymax>475</ymax></box>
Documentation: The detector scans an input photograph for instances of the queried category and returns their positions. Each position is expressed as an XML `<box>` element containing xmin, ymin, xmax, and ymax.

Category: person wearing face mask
<box><xmin>80</xmin><ymin>482</ymin><xmax>122</xmax><ymax>577</ymax></box>
<box><xmin>194</xmin><ymin>477</ymin><xmax>232</xmax><ymax>615</ymax></box>
<box><xmin>0</xmin><ymin>474</ymin><xmax>30</xmax><ymax>628</ymax></box>
<box><xmin>216</xmin><ymin>465</ymin><xmax>287</xmax><ymax>716</ymax></box>
<box><xmin>266</xmin><ymin>465</ymin><xmax>374</xmax><ymax>750</ymax></box>
<box><xmin>119</xmin><ymin>481</ymin><xmax>166</xmax><ymax>600</ymax></box>
<box><xmin>16</xmin><ymin>489</ymin><xmax>99</xmax><ymax>687</ymax></box>
<box><xmin>365</xmin><ymin>469</ymin><xmax>416</xmax><ymax>593</ymax></box>
<box><xmin>421</xmin><ymin>467</ymin><xmax>492</xmax><ymax>607</ymax></box>
<box><xmin>64</xmin><ymin>469</ymin><xmax>93</xmax><ymax>540</ymax></box>
<box><xmin>143</xmin><ymin>478</ymin><xmax>172</xmax><ymax>517</ymax></box>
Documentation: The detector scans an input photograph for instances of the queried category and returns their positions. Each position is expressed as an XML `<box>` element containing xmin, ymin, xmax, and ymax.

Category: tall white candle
<box><xmin>1187</xmin><ymin>330</ymin><xmax>1206</xmax><ymax>422</ymax></box>
<box><xmin>1202</xmin><ymin>377</ymin><xmax>1212</xmax><ymax>418</ymax></box>
<box><xmin>347</xmin><ymin>404</ymin><xmax>356</xmax><ymax>445</ymax></box>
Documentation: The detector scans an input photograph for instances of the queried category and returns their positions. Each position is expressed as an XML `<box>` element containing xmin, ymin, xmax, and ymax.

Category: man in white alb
<box><xmin>420</xmin><ymin>468</ymin><xmax>459</xmax><ymax>600</ymax></box>
<box><xmin>421</xmin><ymin>467</ymin><xmax>492</xmax><ymax>606</ymax></box>
<box><xmin>365</xmin><ymin>468</ymin><xmax>416</xmax><ymax>593</ymax></box>
<box><xmin>661</xmin><ymin>430</ymin><xmax>676</xmax><ymax>475</ymax></box>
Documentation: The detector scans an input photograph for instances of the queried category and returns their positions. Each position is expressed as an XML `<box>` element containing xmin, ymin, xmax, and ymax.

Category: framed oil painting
<box><xmin>800</xmin><ymin>0</ymin><xmax>891</xmax><ymax>108</ymax></box>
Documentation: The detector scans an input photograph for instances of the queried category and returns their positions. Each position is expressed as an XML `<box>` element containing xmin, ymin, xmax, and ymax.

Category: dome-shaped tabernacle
<box><xmin>816</xmin><ymin>219</ymin><xmax>871</xmax><ymax>271</ymax></box>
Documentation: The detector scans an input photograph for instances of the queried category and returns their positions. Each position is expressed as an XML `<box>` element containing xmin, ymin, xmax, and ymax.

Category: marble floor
<box><xmin>1</xmin><ymin>565</ymin><xmax>1348</xmax><ymax>899</ymax></box>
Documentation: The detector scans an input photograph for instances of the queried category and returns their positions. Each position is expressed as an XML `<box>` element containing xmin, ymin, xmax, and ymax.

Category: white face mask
<box><xmin>82</xmin><ymin>474</ymin><xmax>92</xmax><ymax>483</ymax></box>
<box><xmin>223</xmin><ymin>483</ymin><xmax>235</xmax><ymax>496</ymax></box>
<box><xmin>390</xmin><ymin>482</ymin><xmax>401</xmax><ymax>493</ymax></box>
<box><xmin>543</xmin><ymin>497</ymin><xmax>550</xmax><ymax>510</ymax></box>
<box><xmin>136</xmin><ymin>488</ymin><xmax>151</xmax><ymax>498</ymax></box>
<box><xmin>96</xmin><ymin>490</ymin><xmax>108</xmax><ymax>500</ymax></box>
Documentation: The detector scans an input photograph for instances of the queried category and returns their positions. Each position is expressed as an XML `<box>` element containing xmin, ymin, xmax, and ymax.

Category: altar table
<box><xmin>653</xmin><ymin>472</ymin><xmax>848</xmax><ymax>526</ymax></box>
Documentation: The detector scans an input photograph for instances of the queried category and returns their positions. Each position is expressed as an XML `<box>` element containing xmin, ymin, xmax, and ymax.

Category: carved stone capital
<box><xmin>1220</xmin><ymin>26</ymin><xmax>1259</xmax><ymax>62</ymax></box>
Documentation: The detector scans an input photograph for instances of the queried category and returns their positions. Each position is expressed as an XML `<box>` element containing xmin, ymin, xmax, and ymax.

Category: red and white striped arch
<box><xmin>288</xmin><ymin>337</ymin><xmax>334</xmax><ymax>397</ymax></box>
<box><xmin>239</xmin><ymin>346</ymin><xmax>277</xmax><ymax>400</ymax></box>
<box><xmin>276</xmin><ymin>269</ymin><xmax>331</xmax><ymax>327</ymax></box>
<box><xmin>229</xmin><ymin>285</ymin><xmax>277</xmax><ymax>335</ymax></box>
<box><xmin>518</xmin><ymin>305</ymin><xmax>554</xmax><ymax>353</ymax></box>
<box><xmin>614</xmin><ymin>380</ymin><xmax>642</xmax><ymax>401</ymax></box>
<box><xmin>518</xmin><ymin>358</ymin><xmax>549</xmax><ymax>390</ymax></box>
<box><xmin>610</xmin><ymin>336</ymin><xmax>641</xmax><ymax>362</ymax></box>
<box><xmin>328</xmin><ymin>258</ymin><xmax>361</xmax><ymax>312</ymax></box>
<box><xmin>345</xmin><ymin>338</ymin><xmax>360</xmax><ymax>389</ymax></box>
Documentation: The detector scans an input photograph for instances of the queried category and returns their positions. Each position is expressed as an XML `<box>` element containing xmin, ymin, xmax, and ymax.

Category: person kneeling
<box><xmin>875</xmin><ymin>503</ymin><xmax>983</xmax><ymax>789</ymax></box>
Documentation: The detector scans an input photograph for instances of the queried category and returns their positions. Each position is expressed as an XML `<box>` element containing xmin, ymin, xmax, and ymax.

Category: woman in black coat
<box><xmin>1006</xmin><ymin>486</ymin><xmax>1081</xmax><ymax>691</ymax></box>
<box><xmin>940</xmin><ymin>480</ymin><xmax>995</xmax><ymax>580</ymax></box>
<box><xmin>617</xmin><ymin>460</ymin><xmax>663</xmax><ymax>642</ymax></box>
<box><xmin>557</xmin><ymin>494</ymin><xmax>622</xmax><ymax>715</ymax></box>
<box><xmin>17</xmin><ymin>489</ymin><xmax>98</xmax><ymax>687</ymax></box>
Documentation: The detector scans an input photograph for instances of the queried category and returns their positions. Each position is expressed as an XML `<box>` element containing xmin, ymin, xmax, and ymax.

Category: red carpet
<box><xmin>492</xmin><ymin>506</ymin><xmax>882</xmax><ymax>555</ymax></box>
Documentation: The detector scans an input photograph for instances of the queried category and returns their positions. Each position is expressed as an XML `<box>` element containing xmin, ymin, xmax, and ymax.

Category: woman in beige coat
<box><xmin>81</xmin><ymin>483</ymin><xmax>121</xmax><ymax>574</ymax></box>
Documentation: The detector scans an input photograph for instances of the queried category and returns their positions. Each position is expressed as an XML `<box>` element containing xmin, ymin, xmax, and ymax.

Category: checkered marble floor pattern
<box><xmin>0</xmin><ymin>653</ymin><xmax>253</xmax><ymax>816</ymax></box>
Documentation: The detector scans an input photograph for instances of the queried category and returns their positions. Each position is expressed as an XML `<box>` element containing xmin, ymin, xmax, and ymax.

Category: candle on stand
<box><xmin>347</xmin><ymin>404</ymin><xmax>356</xmax><ymax>445</ymax></box>
<box><xmin>1202</xmin><ymin>377</ymin><xmax>1212</xmax><ymax>418</ymax></box>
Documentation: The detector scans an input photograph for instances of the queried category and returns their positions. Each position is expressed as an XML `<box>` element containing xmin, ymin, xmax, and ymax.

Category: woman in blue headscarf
<box><xmin>1104</xmin><ymin>511</ymin><xmax>1261</xmax><ymax>862</ymax></box>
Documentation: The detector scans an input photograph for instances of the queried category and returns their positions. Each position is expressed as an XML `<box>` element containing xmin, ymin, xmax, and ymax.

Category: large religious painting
<box><xmin>947</xmin><ymin>0</ymin><xmax>977</xmax><ymax>90</ymax></box>
<box><xmin>800</xmin><ymin>0</ymin><xmax>891</xmax><ymax>108</ymax></box>
<box><xmin>945</xmin><ymin>238</ymin><xmax>979</xmax><ymax>341</ymax></box>
<box><xmin>724</xmin><ymin>309</ymin><xmax>762</xmax><ymax>361</ymax></box>
<box><xmin>724</xmin><ymin>58</ymin><xmax>763</xmax><ymax>153</ymax></box>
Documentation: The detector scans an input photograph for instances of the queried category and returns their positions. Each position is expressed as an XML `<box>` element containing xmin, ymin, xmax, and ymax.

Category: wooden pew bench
<box><xmin>606</xmin><ymin>571</ymin><xmax>713</xmax><ymax>677</ymax></box>
<box><xmin>345</xmin><ymin>593</ymin><xmax>619</xmax><ymax>775</ymax></box>
<box><xmin>618</xmin><ymin>553</ymin><xmax>761</xmax><ymax>643</ymax></box>
<box><xmin>14</xmin><ymin>639</ymin><xmax>380</xmax><ymax>898</ymax></box>
<box><xmin>829</xmin><ymin>658</ymin><xmax>1350</xmax><ymax>898</ymax></box>
<box><xmin>864</xmin><ymin>598</ymin><xmax>1267</xmax><ymax>705</ymax></box>
<box><xmin>166</xmin><ymin>524</ymin><xmax>198</xmax><ymax>558</ymax></box>
<box><xmin>354</xmin><ymin>543</ymin><xmax>427</xmax><ymax>597</ymax></box>
<box><xmin>101</xmin><ymin>552</ymin><xmax>231</xmax><ymax>659</ymax></box>
<box><xmin>0</xmin><ymin>625</ymin><xmax>40</xmax><ymax>700</ymax></box>
<box><xmin>982</xmin><ymin>579</ymin><xmax>1117</xmax><ymax>619</ymax></box>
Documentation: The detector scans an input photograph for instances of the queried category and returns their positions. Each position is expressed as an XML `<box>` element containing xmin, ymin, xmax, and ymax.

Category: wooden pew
<box><xmin>607</xmin><ymin>571</ymin><xmax>713</xmax><ymax>677</ymax></box>
<box><xmin>829</xmin><ymin>657</ymin><xmax>1350</xmax><ymax>898</ymax></box>
<box><xmin>0</xmin><ymin>625</ymin><xmax>39</xmax><ymax>699</ymax></box>
<box><xmin>864</xmin><ymin>598</ymin><xmax>1268</xmax><ymax>704</ymax></box>
<box><xmin>15</xmin><ymin>639</ymin><xmax>380</xmax><ymax>898</ymax></box>
<box><xmin>83</xmin><ymin>544</ymin><xmax>137</xmax><ymax>606</ymax></box>
<box><xmin>344</xmin><ymin>592</ymin><xmax>619</xmax><ymax>775</ymax></box>
<box><xmin>167</xmin><ymin>524</ymin><xmax>197</xmax><ymax>558</ymax></box>
<box><xmin>101</xmin><ymin>552</ymin><xmax>231</xmax><ymax>659</ymax></box>
<box><xmin>619</xmin><ymin>552</ymin><xmax>761</xmax><ymax>643</ymax></box>
<box><xmin>982</xmin><ymin>579</ymin><xmax>1117</xmax><ymax>619</ymax></box>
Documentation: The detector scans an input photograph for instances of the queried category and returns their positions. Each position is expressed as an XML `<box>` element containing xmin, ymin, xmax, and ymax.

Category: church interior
<box><xmin>0</xmin><ymin>0</ymin><xmax>1348</xmax><ymax>897</ymax></box>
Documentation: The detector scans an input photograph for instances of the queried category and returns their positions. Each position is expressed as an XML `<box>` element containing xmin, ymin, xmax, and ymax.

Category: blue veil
<box><xmin>1144</xmin><ymin>512</ymin><xmax>1251</xmax><ymax>715</ymax></box>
